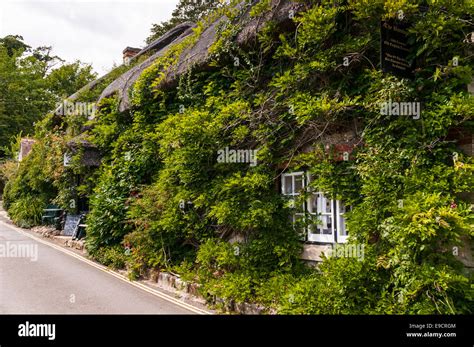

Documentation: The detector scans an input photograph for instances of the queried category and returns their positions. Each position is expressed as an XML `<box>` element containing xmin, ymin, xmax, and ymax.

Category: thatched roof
<box><xmin>53</xmin><ymin>1</ymin><xmax>305</xmax><ymax>170</ymax></box>
<box><xmin>59</xmin><ymin>23</ymin><xmax>194</xmax><ymax>111</ymax></box>
<box><xmin>98</xmin><ymin>22</ymin><xmax>195</xmax><ymax>112</ymax></box>
<box><xmin>66</xmin><ymin>138</ymin><xmax>101</xmax><ymax>167</ymax></box>
<box><xmin>99</xmin><ymin>0</ymin><xmax>304</xmax><ymax>112</ymax></box>
<box><xmin>162</xmin><ymin>0</ymin><xmax>304</xmax><ymax>88</ymax></box>
<box><xmin>132</xmin><ymin>22</ymin><xmax>195</xmax><ymax>61</ymax></box>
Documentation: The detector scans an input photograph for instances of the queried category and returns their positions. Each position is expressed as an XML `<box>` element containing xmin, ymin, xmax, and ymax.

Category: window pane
<box><xmin>321</xmin><ymin>215</ymin><xmax>332</xmax><ymax>234</ymax></box>
<box><xmin>339</xmin><ymin>204</ymin><xmax>346</xmax><ymax>214</ymax></box>
<box><xmin>308</xmin><ymin>194</ymin><xmax>316</xmax><ymax>213</ymax></box>
<box><xmin>309</xmin><ymin>193</ymin><xmax>333</xmax><ymax>215</ymax></box>
<box><xmin>283</xmin><ymin>175</ymin><xmax>293</xmax><ymax>195</ymax></box>
<box><xmin>324</xmin><ymin>196</ymin><xmax>332</xmax><ymax>214</ymax></box>
<box><xmin>316</xmin><ymin>193</ymin><xmax>323</xmax><ymax>213</ymax></box>
<box><xmin>307</xmin><ymin>215</ymin><xmax>332</xmax><ymax>235</ymax></box>
<box><xmin>338</xmin><ymin>202</ymin><xmax>351</xmax><ymax>237</ymax></box>
<box><xmin>312</xmin><ymin>193</ymin><xmax>332</xmax><ymax>214</ymax></box>
<box><xmin>294</xmin><ymin>174</ymin><xmax>304</xmax><ymax>192</ymax></box>
<box><xmin>339</xmin><ymin>214</ymin><xmax>348</xmax><ymax>236</ymax></box>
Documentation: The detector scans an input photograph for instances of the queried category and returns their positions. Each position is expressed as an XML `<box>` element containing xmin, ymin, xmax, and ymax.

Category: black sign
<box><xmin>63</xmin><ymin>214</ymin><xmax>81</xmax><ymax>236</ymax></box>
<box><xmin>381</xmin><ymin>20</ymin><xmax>415</xmax><ymax>78</ymax></box>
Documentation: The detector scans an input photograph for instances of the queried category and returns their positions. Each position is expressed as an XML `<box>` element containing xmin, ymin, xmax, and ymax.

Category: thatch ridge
<box><xmin>99</xmin><ymin>0</ymin><xmax>303</xmax><ymax>112</ymax></box>
<box><xmin>98</xmin><ymin>23</ymin><xmax>196</xmax><ymax>112</ymax></box>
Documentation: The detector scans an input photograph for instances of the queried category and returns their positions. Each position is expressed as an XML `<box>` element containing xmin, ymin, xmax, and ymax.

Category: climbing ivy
<box><xmin>3</xmin><ymin>0</ymin><xmax>473</xmax><ymax>313</ymax></box>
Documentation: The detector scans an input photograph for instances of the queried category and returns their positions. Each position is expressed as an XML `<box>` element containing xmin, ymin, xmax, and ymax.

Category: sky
<box><xmin>0</xmin><ymin>0</ymin><xmax>179</xmax><ymax>75</ymax></box>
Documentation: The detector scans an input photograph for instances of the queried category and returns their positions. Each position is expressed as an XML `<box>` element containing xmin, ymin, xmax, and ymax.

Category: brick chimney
<box><xmin>122</xmin><ymin>47</ymin><xmax>141</xmax><ymax>66</ymax></box>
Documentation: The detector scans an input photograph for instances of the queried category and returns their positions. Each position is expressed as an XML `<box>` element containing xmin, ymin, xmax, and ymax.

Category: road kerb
<box><xmin>0</xmin><ymin>220</ymin><xmax>212</xmax><ymax>315</ymax></box>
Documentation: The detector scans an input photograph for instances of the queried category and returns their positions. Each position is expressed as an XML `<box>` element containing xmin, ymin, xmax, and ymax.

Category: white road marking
<box><xmin>0</xmin><ymin>220</ymin><xmax>211</xmax><ymax>315</ymax></box>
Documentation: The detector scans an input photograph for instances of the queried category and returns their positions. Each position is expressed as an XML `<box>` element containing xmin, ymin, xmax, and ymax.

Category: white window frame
<box><xmin>281</xmin><ymin>171</ymin><xmax>350</xmax><ymax>244</ymax></box>
<box><xmin>306</xmin><ymin>173</ymin><xmax>335</xmax><ymax>243</ymax></box>
<box><xmin>336</xmin><ymin>200</ymin><xmax>350</xmax><ymax>243</ymax></box>
<box><xmin>281</xmin><ymin>172</ymin><xmax>306</xmax><ymax>239</ymax></box>
<box><xmin>307</xmin><ymin>193</ymin><xmax>335</xmax><ymax>243</ymax></box>
<box><xmin>281</xmin><ymin>171</ymin><xmax>305</xmax><ymax>197</ymax></box>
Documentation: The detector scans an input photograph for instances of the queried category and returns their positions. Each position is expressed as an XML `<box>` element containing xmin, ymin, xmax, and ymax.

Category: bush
<box><xmin>2</xmin><ymin>0</ymin><xmax>472</xmax><ymax>315</ymax></box>
<box><xmin>8</xmin><ymin>195</ymin><xmax>46</xmax><ymax>228</ymax></box>
<box><xmin>2</xmin><ymin>138</ymin><xmax>59</xmax><ymax>227</ymax></box>
<box><xmin>88</xmin><ymin>245</ymin><xmax>128</xmax><ymax>270</ymax></box>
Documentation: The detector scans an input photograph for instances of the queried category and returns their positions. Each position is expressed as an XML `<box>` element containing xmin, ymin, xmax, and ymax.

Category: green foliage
<box><xmin>7</xmin><ymin>195</ymin><xmax>46</xmax><ymax>228</ymax></box>
<box><xmin>2</xmin><ymin>135</ymin><xmax>65</xmax><ymax>225</ymax></box>
<box><xmin>3</xmin><ymin>0</ymin><xmax>473</xmax><ymax>314</ymax></box>
<box><xmin>279</xmin><ymin>253</ymin><xmax>384</xmax><ymax>314</ymax></box>
<box><xmin>46</xmin><ymin>61</ymin><xmax>97</xmax><ymax>99</ymax></box>
<box><xmin>193</xmin><ymin>236</ymin><xmax>302</xmax><ymax>306</ymax></box>
<box><xmin>88</xmin><ymin>245</ymin><xmax>128</xmax><ymax>270</ymax></box>
<box><xmin>0</xmin><ymin>35</ymin><xmax>30</xmax><ymax>56</ymax></box>
<box><xmin>88</xmin><ymin>96</ymin><xmax>128</xmax><ymax>153</ymax></box>
<box><xmin>146</xmin><ymin>0</ymin><xmax>223</xmax><ymax>44</ymax></box>
<box><xmin>85</xmin><ymin>164</ymin><xmax>134</xmax><ymax>251</ymax></box>
<box><xmin>0</xmin><ymin>36</ymin><xmax>96</xmax><ymax>157</ymax></box>
<box><xmin>0</xmin><ymin>42</ymin><xmax>52</xmax><ymax>155</ymax></box>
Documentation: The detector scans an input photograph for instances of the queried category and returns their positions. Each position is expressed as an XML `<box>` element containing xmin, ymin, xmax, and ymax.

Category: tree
<box><xmin>46</xmin><ymin>61</ymin><xmax>97</xmax><ymax>99</ymax></box>
<box><xmin>0</xmin><ymin>36</ymin><xmax>96</xmax><ymax>157</ymax></box>
<box><xmin>0</xmin><ymin>45</ymin><xmax>53</xmax><ymax>156</ymax></box>
<box><xmin>0</xmin><ymin>35</ymin><xmax>30</xmax><ymax>56</ymax></box>
<box><xmin>146</xmin><ymin>0</ymin><xmax>223</xmax><ymax>43</ymax></box>
<box><xmin>31</xmin><ymin>46</ymin><xmax>64</xmax><ymax>75</ymax></box>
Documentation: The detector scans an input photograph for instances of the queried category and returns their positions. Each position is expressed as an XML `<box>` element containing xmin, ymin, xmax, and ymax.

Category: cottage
<box><xmin>54</xmin><ymin>0</ymin><xmax>473</xmax><ymax>268</ymax></box>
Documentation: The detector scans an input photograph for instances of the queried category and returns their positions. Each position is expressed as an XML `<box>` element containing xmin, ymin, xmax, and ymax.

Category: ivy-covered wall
<box><xmin>2</xmin><ymin>0</ymin><xmax>473</xmax><ymax>314</ymax></box>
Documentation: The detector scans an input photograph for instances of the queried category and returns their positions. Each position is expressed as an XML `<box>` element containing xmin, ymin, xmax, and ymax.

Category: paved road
<box><xmin>0</xmin><ymin>220</ymin><xmax>198</xmax><ymax>314</ymax></box>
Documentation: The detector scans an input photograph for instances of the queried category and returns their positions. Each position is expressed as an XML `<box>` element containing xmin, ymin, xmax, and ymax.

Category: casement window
<box><xmin>307</xmin><ymin>191</ymin><xmax>334</xmax><ymax>243</ymax></box>
<box><xmin>336</xmin><ymin>200</ymin><xmax>350</xmax><ymax>243</ymax></box>
<box><xmin>281</xmin><ymin>172</ymin><xmax>350</xmax><ymax>244</ymax></box>
<box><xmin>281</xmin><ymin>171</ymin><xmax>306</xmax><ymax>239</ymax></box>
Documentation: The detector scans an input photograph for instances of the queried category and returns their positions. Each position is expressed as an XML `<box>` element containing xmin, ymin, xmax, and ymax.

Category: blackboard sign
<box><xmin>62</xmin><ymin>215</ymin><xmax>81</xmax><ymax>236</ymax></box>
<box><xmin>381</xmin><ymin>20</ymin><xmax>415</xmax><ymax>78</ymax></box>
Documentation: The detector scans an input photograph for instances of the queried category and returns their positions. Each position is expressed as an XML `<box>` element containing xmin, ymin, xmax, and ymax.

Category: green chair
<box><xmin>42</xmin><ymin>204</ymin><xmax>63</xmax><ymax>230</ymax></box>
